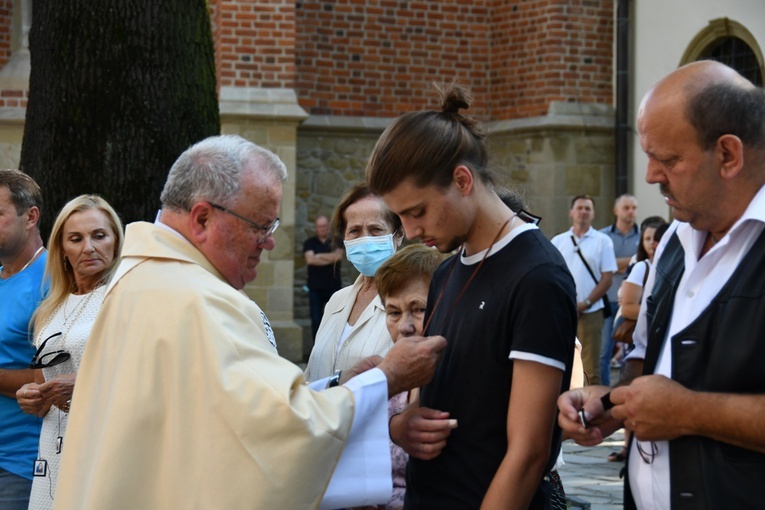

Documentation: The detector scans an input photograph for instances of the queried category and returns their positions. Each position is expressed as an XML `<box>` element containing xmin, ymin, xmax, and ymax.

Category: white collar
<box><xmin>679</xmin><ymin>183</ymin><xmax>765</xmax><ymax>256</ymax></box>
<box><xmin>569</xmin><ymin>226</ymin><xmax>594</xmax><ymax>239</ymax></box>
<box><xmin>461</xmin><ymin>223</ymin><xmax>537</xmax><ymax>265</ymax></box>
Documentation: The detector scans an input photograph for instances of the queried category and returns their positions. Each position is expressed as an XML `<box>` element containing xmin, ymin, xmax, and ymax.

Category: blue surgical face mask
<box><xmin>344</xmin><ymin>234</ymin><xmax>396</xmax><ymax>277</ymax></box>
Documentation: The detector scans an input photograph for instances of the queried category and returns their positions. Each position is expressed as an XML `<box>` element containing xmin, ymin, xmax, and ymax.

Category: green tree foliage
<box><xmin>21</xmin><ymin>0</ymin><xmax>220</xmax><ymax>236</ymax></box>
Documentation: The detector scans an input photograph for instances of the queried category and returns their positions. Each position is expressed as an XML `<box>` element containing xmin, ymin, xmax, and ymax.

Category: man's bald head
<box><xmin>641</xmin><ymin>61</ymin><xmax>765</xmax><ymax>153</ymax></box>
<box><xmin>638</xmin><ymin>61</ymin><xmax>765</xmax><ymax>234</ymax></box>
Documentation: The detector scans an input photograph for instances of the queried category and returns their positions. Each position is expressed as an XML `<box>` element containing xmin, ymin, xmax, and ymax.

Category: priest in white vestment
<box><xmin>54</xmin><ymin>135</ymin><xmax>445</xmax><ymax>510</ymax></box>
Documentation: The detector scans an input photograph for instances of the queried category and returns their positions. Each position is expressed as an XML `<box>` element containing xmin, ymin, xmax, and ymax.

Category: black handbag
<box><xmin>570</xmin><ymin>236</ymin><xmax>612</xmax><ymax>318</ymax></box>
<box><xmin>602</xmin><ymin>295</ymin><xmax>613</xmax><ymax>319</ymax></box>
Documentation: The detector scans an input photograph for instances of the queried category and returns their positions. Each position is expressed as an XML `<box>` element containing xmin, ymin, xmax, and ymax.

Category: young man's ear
<box><xmin>453</xmin><ymin>165</ymin><xmax>474</xmax><ymax>196</ymax></box>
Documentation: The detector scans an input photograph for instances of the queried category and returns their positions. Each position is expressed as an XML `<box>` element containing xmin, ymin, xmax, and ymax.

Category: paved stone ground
<box><xmin>559</xmin><ymin>429</ymin><xmax>626</xmax><ymax>509</ymax></box>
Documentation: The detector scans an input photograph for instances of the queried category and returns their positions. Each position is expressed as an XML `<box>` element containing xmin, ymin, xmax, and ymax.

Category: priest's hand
<box><xmin>340</xmin><ymin>355</ymin><xmax>383</xmax><ymax>385</ymax></box>
<box><xmin>377</xmin><ymin>335</ymin><xmax>446</xmax><ymax>397</ymax></box>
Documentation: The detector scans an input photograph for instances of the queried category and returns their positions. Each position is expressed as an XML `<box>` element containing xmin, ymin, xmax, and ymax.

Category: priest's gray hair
<box><xmin>160</xmin><ymin>135</ymin><xmax>287</xmax><ymax>212</ymax></box>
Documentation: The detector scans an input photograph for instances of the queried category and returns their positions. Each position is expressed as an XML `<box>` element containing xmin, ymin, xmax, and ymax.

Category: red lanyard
<box><xmin>423</xmin><ymin>216</ymin><xmax>513</xmax><ymax>334</ymax></box>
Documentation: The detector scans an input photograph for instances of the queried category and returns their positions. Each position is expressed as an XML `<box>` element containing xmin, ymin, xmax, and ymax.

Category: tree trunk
<box><xmin>21</xmin><ymin>0</ymin><xmax>219</xmax><ymax>238</ymax></box>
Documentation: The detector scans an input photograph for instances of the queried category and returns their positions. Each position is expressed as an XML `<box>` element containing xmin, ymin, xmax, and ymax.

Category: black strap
<box><xmin>641</xmin><ymin>260</ymin><xmax>650</xmax><ymax>288</ymax></box>
<box><xmin>571</xmin><ymin>235</ymin><xmax>600</xmax><ymax>285</ymax></box>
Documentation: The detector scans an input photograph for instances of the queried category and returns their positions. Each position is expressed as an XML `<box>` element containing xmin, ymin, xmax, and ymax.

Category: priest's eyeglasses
<box><xmin>209</xmin><ymin>202</ymin><xmax>280</xmax><ymax>244</ymax></box>
<box><xmin>29</xmin><ymin>332</ymin><xmax>71</xmax><ymax>369</ymax></box>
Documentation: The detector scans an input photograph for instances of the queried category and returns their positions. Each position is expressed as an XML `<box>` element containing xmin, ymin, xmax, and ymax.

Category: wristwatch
<box><xmin>328</xmin><ymin>370</ymin><xmax>342</xmax><ymax>388</ymax></box>
<box><xmin>584</xmin><ymin>298</ymin><xmax>592</xmax><ymax>307</ymax></box>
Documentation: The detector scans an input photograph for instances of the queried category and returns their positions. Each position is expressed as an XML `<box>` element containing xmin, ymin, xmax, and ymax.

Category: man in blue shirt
<box><xmin>0</xmin><ymin>169</ymin><xmax>47</xmax><ymax>510</ymax></box>
<box><xmin>598</xmin><ymin>195</ymin><xmax>640</xmax><ymax>386</ymax></box>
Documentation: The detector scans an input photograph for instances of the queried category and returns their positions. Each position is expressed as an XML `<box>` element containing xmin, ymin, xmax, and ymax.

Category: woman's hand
<box><xmin>39</xmin><ymin>374</ymin><xmax>76</xmax><ymax>413</ymax></box>
<box><xmin>16</xmin><ymin>382</ymin><xmax>50</xmax><ymax>417</ymax></box>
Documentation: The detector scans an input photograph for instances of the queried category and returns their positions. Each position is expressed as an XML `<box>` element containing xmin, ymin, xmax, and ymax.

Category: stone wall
<box><xmin>489</xmin><ymin>101</ymin><xmax>616</xmax><ymax>237</ymax></box>
<box><xmin>220</xmin><ymin>87</ymin><xmax>308</xmax><ymax>363</ymax></box>
<box><xmin>293</xmin><ymin>123</ymin><xmax>384</xmax><ymax>358</ymax></box>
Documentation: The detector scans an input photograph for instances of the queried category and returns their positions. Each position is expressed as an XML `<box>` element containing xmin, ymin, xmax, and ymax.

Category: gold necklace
<box><xmin>40</xmin><ymin>286</ymin><xmax>102</xmax><ymax>354</ymax></box>
<box><xmin>62</xmin><ymin>290</ymin><xmax>97</xmax><ymax>327</ymax></box>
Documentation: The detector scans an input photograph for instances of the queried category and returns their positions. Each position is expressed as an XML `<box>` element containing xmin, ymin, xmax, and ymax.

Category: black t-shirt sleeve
<box><xmin>507</xmin><ymin>263</ymin><xmax>577</xmax><ymax>369</ymax></box>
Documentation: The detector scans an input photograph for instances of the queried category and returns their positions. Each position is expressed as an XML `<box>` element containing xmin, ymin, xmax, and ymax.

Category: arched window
<box><xmin>681</xmin><ymin>18</ymin><xmax>764</xmax><ymax>87</ymax></box>
<box><xmin>700</xmin><ymin>37</ymin><xmax>762</xmax><ymax>86</ymax></box>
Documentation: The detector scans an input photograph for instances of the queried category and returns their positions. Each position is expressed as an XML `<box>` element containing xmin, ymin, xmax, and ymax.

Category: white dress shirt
<box><xmin>628</xmin><ymin>184</ymin><xmax>765</xmax><ymax>509</ymax></box>
<box><xmin>551</xmin><ymin>227</ymin><xmax>617</xmax><ymax>312</ymax></box>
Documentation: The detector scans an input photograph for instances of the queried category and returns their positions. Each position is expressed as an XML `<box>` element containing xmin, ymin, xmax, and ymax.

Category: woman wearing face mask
<box><xmin>304</xmin><ymin>183</ymin><xmax>404</xmax><ymax>382</ymax></box>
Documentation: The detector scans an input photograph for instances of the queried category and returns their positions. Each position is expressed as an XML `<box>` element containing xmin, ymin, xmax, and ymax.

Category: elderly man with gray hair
<box><xmin>56</xmin><ymin>135</ymin><xmax>445</xmax><ymax>509</ymax></box>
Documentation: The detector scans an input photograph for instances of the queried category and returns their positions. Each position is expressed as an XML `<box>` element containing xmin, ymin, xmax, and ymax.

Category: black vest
<box><xmin>625</xmin><ymin>231</ymin><xmax>765</xmax><ymax>509</ymax></box>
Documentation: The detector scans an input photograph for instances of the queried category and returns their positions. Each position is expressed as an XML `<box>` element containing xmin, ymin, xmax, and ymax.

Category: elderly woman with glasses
<box><xmin>16</xmin><ymin>195</ymin><xmax>123</xmax><ymax>510</ymax></box>
<box><xmin>304</xmin><ymin>183</ymin><xmax>404</xmax><ymax>382</ymax></box>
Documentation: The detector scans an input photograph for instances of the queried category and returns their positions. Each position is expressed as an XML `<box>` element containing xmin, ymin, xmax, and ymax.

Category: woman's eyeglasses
<box><xmin>29</xmin><ymin>332</ymin><xmax>71</xmax><ymax>369</ymax></box>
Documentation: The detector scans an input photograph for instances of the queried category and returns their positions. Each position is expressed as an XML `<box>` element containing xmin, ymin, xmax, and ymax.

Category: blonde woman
<box><xmin>16</xmin><ymin>195</ymin><xmax>123</xmax><ymax>509</ymax></box>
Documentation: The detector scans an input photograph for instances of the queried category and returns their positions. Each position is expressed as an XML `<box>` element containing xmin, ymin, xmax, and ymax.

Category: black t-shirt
<box><xmin>405</xmin><ymin>227</ymin><xmax>577</xmax><ymax>509</ymax></box>
<box><xmin>303</xmin><ymin>236</ymin><xmax>342</xmax><ymax>291</ymax></box>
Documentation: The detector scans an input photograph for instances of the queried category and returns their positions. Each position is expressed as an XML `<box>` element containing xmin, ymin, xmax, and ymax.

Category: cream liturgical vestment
<box><xmin>55</xmin><ymin>222</ymin><xmax>390</xmax><ymax>509</ymax></box>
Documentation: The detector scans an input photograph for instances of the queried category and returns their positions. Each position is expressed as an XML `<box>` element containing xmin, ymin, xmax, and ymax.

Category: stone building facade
<box><xmin>0</xmin><ymin>0</ymin><xmax>617</xmax><ymax>361</ymax></box>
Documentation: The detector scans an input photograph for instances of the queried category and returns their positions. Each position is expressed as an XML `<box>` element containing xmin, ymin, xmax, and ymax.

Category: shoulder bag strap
<box><xmin>642</xmin><ymin>260</ymin><xmax>650</xmax><ymax>287</ymax></box>
<box><xmin>571</xmin><ymin>235</ymin><xmax>600</xmax><ymax>285</ymax></box>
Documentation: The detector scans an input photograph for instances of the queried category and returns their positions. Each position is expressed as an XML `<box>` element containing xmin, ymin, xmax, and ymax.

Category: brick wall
<box><xmin>0</xmin><ymin>0</ymin><xmax>26</xmax><ymax>109</ymax></box>
<box><xmin>0</xmin><ymin>0</ymin><xmax>11</xmax><ymax>67</ymax></box>
<box><xmin>214</xmin><ymin>0</ymin><xmax>296</xmax><ymax>89</ymax></box>
<box><xmin>291</xmin><ymin>0</ymin><xmax>612</xmax><ymax>120</ymax></box>
<box><xmin>490</xmin><ymin>0</ymin><xmax>614</xmax><ymax>119</ymax></box>
<box><xmin>0</xmin><ymin>1</ymin><xmax>614</xmax><ymax>119</ymax></box>
<box><xmin>295</xmin><ymin>0</ymin><xmax>493</xmax><ymax>118</ymax></box>
<box><xmin>0</xmin><ymin>88</ymin><xmax>25</xmax><ymax>108</ymax></box>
